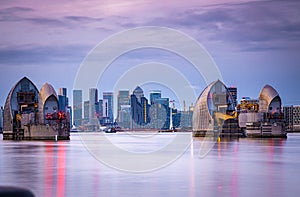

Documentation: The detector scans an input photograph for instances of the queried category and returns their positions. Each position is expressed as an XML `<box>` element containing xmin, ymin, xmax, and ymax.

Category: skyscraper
<box><xmin>284</xmin><ymin>105</ymin><xmax>300</xmax><ymax>132</ymax></box>
<box><xmin>103</xmin><ymin>92</ymin><xmax>114</xmax><ymax>123</ymax></box>
<box><xmin>131</xmin><ymin>94</ymin><xmax>143</xmax><ymax>126</ymax></box>
<box><xmin>98</xmin><ymin>99</ymin><xmax>103</xmax><ymax>124</ymax></box>
<box><xmin>58</xmin><ymin>87</ymin><xmax>68</xmax><ymax>112</ymax></box>
<box><xmin>133</xmin><ymin>86</ymin><xmax>144</xmax><ymax>103</ymax></box>
<box><xmin>73</xmin><ymin>90</ymin><xmax>82</xmax><ymax>126</ymax></box>
<box><xmin>89</xmin><ymin>88</ymin><xmax>98</xmax><ymax>125</ymax></box>
<box><xmin>151</xmin><ymin>97</ymin><xmax>170</xmax><ymax>129</ymax></box>
<box><xmin>58</xmin><ymin>88</ymin><xmax>67</xmax><ymax>97</ymax></box>
<box><xmin>150</xmin><ymin>90</ymin><xmax>161</xmax><ymax>105</ymax></box>
<box><xmin>84</xmin><ymin>101</ymin><xmax>89</xmax><ymax>124</ymax></box>
<box><xmin>131</xmin><ymin>86</ymin><xmax>150</xmax><ymax>127</ymax></box>
<box><xmin>117</xmin><ymin>90</ymin><xmax>130</xmax><ymax>127</ymax></box>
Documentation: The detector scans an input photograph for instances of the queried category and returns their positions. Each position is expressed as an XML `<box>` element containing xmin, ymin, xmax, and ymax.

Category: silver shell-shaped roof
<box><xmin>192</xmin><ymin>80</ymin><xmax>214</xmax><ymax>131</ymax></box>
<box><xmin>259</xmin><ymin>85</ymin><xmax>279</xmax><ymax>104</ymax></box>
<box><xmin>39</xmin><ymin>83</ymin><xmax>58</xmax><ymax>106</ymax></box>
<box><xmin>3</xmin><ymin>77</ymin><xmax>39</xmax><ymax>132</ymax></box>
<box><xmin>259</xmin><ymin>84</ymin><xmax>281</xmax><ymax>113</ymax></box>
<box><xmin>193</xmin><ymin>80</ymin><xmax>235</xmax><ymax>132</ymax></box>
<box><xmin>38</xmin><ymin>83</ymin><xmax>58</xmax><ymax>123</ymax></box>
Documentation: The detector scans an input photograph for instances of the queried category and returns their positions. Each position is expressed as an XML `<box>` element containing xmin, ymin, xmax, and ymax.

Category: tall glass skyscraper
<box><xmin>58</xmin><ymin>87</ymin><xmax>68</xmax><ymax>112</ymax></box>
<box><xmin>117</xmin><ymin>90</ymin><xmax>130</xmax><ymax>127</ymax></box>
<box><xmin>73</xmin><ymin>90</ymin><xmax>82</xmax><ymax>126</ymax></box>
<box><xmin>150</xmin><ymin>97</ymin><xmax>170</xmax><ymax>129</ymax></box>
<box><xmin>89</xmin><ymin>88</ymin><xmax>98</xmax><ymax>125</ymax></box>
<box><xmin>133</xmin><ymin>86</ymin><xmax>144</xmax><ymax>103</ymax></box>
<box><xmin>58</xmin><ymin>88</ymin><xmax>67</xmax><ymax>97</ymax></box>
<box><xmin>150</xmin><ymin>90</ymin><xmax>162</xmax><ymax>105</ymax></box>
<box><xmin>84</xmin><ymin>101</ymin><xmax>89</xmax><ymax>124</ymax></box>
<box><xmin>103</xmin><ymin>92</ymin><xmax>114</xmax><ymax>123</ymax></box>
<box><xmin>131</xmin><ymin>86</ymin><xmax>150</xmax><ymax>127</ymax></box>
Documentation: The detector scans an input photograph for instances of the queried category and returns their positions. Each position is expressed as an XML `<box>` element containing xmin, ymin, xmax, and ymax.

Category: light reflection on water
<box><xmin>0</xmin><ymin>133</ymin><xmax>300</xmax><ymax>197</ymax></box>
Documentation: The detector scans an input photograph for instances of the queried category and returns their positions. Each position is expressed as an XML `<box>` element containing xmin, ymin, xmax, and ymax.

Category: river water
<box><xmin>0</xmin><ymin>132</ymin><xmax>300</xmax><ymax>197</ymax></box>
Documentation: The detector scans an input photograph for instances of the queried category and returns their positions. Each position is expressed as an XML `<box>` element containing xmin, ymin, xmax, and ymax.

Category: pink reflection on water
<box><xmin>44</xmin><ymin>142</ymin><xmax>66</xmax><ymax>197</ymax></box>
<box><xmin>56</xmin><ymin>143</ymin><xmax>65</xmax><ymax>197</ymax></box>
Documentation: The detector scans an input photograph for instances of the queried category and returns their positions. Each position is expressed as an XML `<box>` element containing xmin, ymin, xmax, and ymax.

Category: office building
<box><xmin>118</xmin><ymin>105</ymin><xmax>131</xmax><ymax>128</ymax></box>
<box><xmin>148</xmin><ymin>90</ymin><xmax>170</xmax><ymax>129</ymax></box>
<box><xmin>117</xmin><ymin>90</ymin><xmax>130</xmax><ymax>127</ymax></box>
<box><xmin>150</xmin><ymin>90</ymin><xmax>162</xmax><ymax>105</ymax></box>
<box><xmin>98</xmin><ymin>99</ymin><xmax>103</xmax><ymax>124</ymax></box>
<box><xmin>284</xmin><ymin>106</ymin><xmax>300</xmax><ymax>132</ymax></box>
<box><xmin>58</xmin><ymin>88</ymin><xmax>67</xmax><ymax>97</ymax></box>
<box><xmin>84</xmin><ymin>101</ymin><xmax>89</xmax><ymax>124</ymax></box>
<box><xmin>58</xmin><ymin>87</ymin><xmax>68</xmax><ymax>112</ymax></box>
<box><xmin>103</xmin><ymin>92</ymin><xmax>114</xmax><ymax>124</ymax></box>
<box><xmin>133</xmin><ymin>86</ymin><xmax>144</xmax><ymax>103</ymax></box>
<box><xmin>180</xmin><ymin>102</ymin><xmax>194</xmax><ymax>129</ymax></box>
<box><xmin>73</xmin><ymin>90</ymin><xmax>82</xmax><ymax>126</ymax></box>
<box><xmin>117</xmin><ymin>90</ymin><xmax>130</xmax><ymax>119</ymax></box>
<box><xmin>131</xmin><ymin>86</ymin><xmax>150</xmax><ymax>127</ymax></box>
<box><xmin>89</xmin><ymin>88</ymin><xmax>98</xmax><ymax>125</ymax></box>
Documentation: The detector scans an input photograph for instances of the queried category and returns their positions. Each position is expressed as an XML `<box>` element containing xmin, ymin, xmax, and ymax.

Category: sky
<box><xmin>1</xmin><ymin>0</ymin><xmax>300</xmax><ymax>110</ymax></box>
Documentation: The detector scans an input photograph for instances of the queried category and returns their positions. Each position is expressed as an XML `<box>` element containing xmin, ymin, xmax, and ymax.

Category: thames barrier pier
<box><xmin>192</xmin><ymin>80</ymin><xmax>286</xmax><ymax>138</ymax></box>
<box><xmin>3</xmin><ymin>77</ymin><xmax>70</xmax><ymax>140</ymax></box>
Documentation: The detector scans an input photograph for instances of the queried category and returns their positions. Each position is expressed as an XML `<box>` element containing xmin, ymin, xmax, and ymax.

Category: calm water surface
<box><xmin>0</xmin><ymin>132</ymin><xmax>300</xmax><ymax>197</ymax></box>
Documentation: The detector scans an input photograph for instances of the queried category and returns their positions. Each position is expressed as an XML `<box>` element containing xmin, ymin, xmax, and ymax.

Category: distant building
<box><xmin>98</xmin><ymin>99</ymin><xmax>103</xmax><ymax>124</ymax></box>
<box><xmin>73</xmin><ymin>90</ymin><xmax>82</xmax><ymax>126</ymax></box>
<box><xmin>133</xmin><ymin>86</ymin><xmax>144</xmax><ymax>103</ymax></box>
<box><xmin>228</xmin><ymin>87</ymin><xmax>237</xmax><ymax>107</ymax></box>
<box><xmin>284</xmin><ymin>106</ymin><xmax>300</xmax><ymax>132</ymax></box>
<box><xmin>131</xmin><ymin>86</ymin><xmax>150</xmax><ymax>127</ymax></box>
<box><xmin>117</xmin><ymin>90</ymin><xmax>130</xmax><ymax>128</ymax></box>
<box><xmin>103</xmin><ymin>92</ymin><xmax>114</xmax><ymax>124</ymax></box>
<box><xmin>141</xmin><ymin>97</ymin><xmax>150</xmax><ymax>125</ymax></box>
<box><xmin>58</xmin><ymin>87</ymin><xmax>68</xmax><ymax>112</ymax></box>
<box><xmin>180</xmin><ymin>103</ymin><xmax>194</xmax><ymax>129</ymax></box>
<box><xmin>58</xmin><ymin>88</ymin><xmax>71</xmax><ymax>126</ymax></box>
<box><xmin>119</xmin><ymin>105</ymin><xmax>131</xmax><ymax>128</ymax></box>
<box><xmin>151</xmin><ymin>97</ymin><xmax>170</xmax><ymax>129</ymax></box>
<box><xmin>150</xmin><ymin>90</ymin><xmax>161</xmax><ymax>105</ymax></box>
<box><xmin>84</xmin><ymin>101</ymin><xmax>89</xmax><ymax>124</ymax></box>
<box><xmin>89</xmin><ymin>88</ymin><xmax>98</xmax><ymax>125</ymax></box>
<box><xmin>67</xmin><ymin>106</ymin><xmax>72</xmax><ymax>128</ymax></box>
<box><xmin>172</xmin><ymin>108</ymin><xmax>181</xmax><ymax>128</ymax></box>
<box><xmin>293</xmin><ymin>106</ymin><xmax>300</xmax><ymax>131</ymax></box>
<box><xmin>58</xmin><ymin>88</ymin><xmax>67</xmax><ymax>97</ymax></box>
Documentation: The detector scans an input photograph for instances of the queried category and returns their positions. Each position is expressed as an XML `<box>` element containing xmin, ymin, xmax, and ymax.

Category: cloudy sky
<box><xmin>1</xmin><ymin>0</ymin><xmax>300</xmax><ymax>108</ymax></box>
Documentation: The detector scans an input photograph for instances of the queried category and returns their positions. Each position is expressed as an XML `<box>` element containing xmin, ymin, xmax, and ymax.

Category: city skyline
<box><xmin>1</xmin><ymin>0</ymin><xmax>300</xmax><ymax>108</ymax></box>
